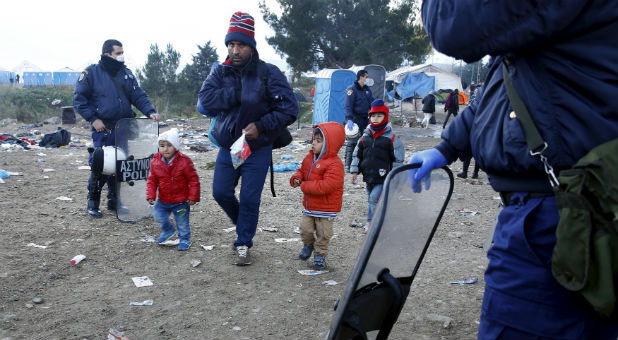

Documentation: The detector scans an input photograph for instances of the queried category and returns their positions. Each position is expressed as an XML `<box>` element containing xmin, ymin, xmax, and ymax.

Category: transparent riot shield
<box><xmin>327</xmin><ymin>164</ymin><xmax>454</xmax><ymax>340</ymax></box>
<box><xmin>114</xmin><ymin>118</ymin><xmax>158</xmax><ymax>222</ymax></box>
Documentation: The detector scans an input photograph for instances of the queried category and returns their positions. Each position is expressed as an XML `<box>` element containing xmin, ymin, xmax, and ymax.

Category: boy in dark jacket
<box><xmin>290</xmin><ymin>122</ymin><xmax>346</xmax><ymax>270</ymax></box>
<box><xmin>350</xmin><ymin>99</ymin><xmax>405</xmax><ymax>231</ymax></box>
<box><xmin>146</xmin><ymin>128</ymin><xmax>200</xmax><ymax>251</ymax></box>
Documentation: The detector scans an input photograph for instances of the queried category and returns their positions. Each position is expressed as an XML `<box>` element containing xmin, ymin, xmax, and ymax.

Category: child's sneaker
<box><xmin>235</xmin><ymin>245</ymin><xmax>252</xmax><ymax>266</ymax></box>
<box><xmin>312</xmin><ymin>253</ymin><xmax>327</xmax><ymax>270</ymax></box>
<box><xmin>299</xmin><ymin>244</ymin><xmax>314</xmax><ymax>261</ymax></box>
<box><xmin>178</xmin><ymin>239</ymin><xmax>191</xmax><ymax>251</ymax></box>
<box><xmin>157</xmin><ymin>231</ymin><xmax>176</xmax><ymax>244</ymax></box>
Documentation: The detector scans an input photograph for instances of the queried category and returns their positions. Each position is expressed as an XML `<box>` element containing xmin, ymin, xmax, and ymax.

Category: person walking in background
<box><xmin>457</xmin><ymin>155</ymin><xmax>480</xmax><ymax>179</ymax></box>
<box><xmin>409</xmin><ymin>1</ymin><xmax>617</xmax><ymax>338</ymax></box>
<box><xmin>15</xmin><ymin>74</ymin><xmax>20</xmax><ymax>85</ymax></box>
<box><xmin>343</xmin><ymin>69</ymin><xmax>373</xmax><ymax>172</ymax></box>
<box><xmin>290</xmin><ymin>122</ymin><xmax>345</xmax><ymax>270</ymax></box>
<box><xmin>198</xmin><ymin>11</ymin><xmax>298</xmax><ymax>266</ymax></box>
<box><xmin>146</xmin><ymin>128</ymin><xmax>200</xmax><ymax>251</ymax></box>
<box><xmin>421</xmin><ymin>91</ymin><xmax>437</xmax><ymax>128</ymax></box>
<box><xmin>442</xmin><ymin>89</ymin><xmax>459</xmax><ymax>129</ymax></box>
<box><xmin>73</xmin><ymin>39</ymin><xmax>159</xmax><ymax>218</ymax></box>
<box><xmin>350</xmin><ymin>99</ymin><xmax>405</xmax><ymax>232</ymax></box>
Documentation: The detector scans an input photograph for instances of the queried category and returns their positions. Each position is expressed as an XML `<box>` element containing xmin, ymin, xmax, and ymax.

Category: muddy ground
<box><xmin>0</xmin><ymin>103</ymin><xmax>501</xmax><ymax>340</ymax></box>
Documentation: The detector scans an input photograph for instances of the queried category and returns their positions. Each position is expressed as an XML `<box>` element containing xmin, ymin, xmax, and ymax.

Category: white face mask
<box><xmin>365</xmin><ymin>78</ymin><xmax>374</xmax><ymax>87</ymax></box>
<box><xmin>115</xmin><ymin>55</ymin><xmax>125</xmax><ymax>63</ymax></box>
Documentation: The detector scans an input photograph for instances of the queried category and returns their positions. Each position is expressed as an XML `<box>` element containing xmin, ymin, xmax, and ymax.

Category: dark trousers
<box><xmin>443</xmin><ymin>110</ymin><xmax>458</xmax><ymax>128</ymax></box>
<box><xmin>462</xmin><ymin>157</ymin><xmax>480</xmax><ymax>176</ymax></box>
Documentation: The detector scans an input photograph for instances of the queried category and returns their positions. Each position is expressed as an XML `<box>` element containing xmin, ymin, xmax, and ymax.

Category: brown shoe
<box><xmin>235</xmin><ymin>245</ymin><xmax>252</xmax><ymax>266</ymax></box>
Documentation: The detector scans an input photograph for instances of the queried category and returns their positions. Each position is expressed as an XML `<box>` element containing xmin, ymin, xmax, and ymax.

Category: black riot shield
<box><xmin>114</xmin><ymin>118</ymin><xmax>158</xmax><ymax>222</ymax></box>
<box><xmin>327</xmin><ymin>164</ymin><xmax>454</xmax><ymax>340</ymax></box>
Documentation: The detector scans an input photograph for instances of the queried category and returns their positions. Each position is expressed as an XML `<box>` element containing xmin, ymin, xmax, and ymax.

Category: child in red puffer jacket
<box><xmin>146</xmin><ymin>128</ymin><xmax>200</xmax><ymax>251</ymax></box>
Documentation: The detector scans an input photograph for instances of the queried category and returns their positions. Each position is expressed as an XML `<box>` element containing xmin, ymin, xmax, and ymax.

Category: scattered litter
<box><xmin>7</xmin><ymin>171</ymin><xmax>22</xmax><ymax>176</ymax></box>
<box><xmin>280</xmin><ymin>154</ymin><xmax>294</xmax><ymax>160</ymax></box>
<box><xmin>200</xmin><ymin>244</ymin><xmax>215</xmax><ymax>251</ymax></box>
<box><xmin>447</xmin><ymin>232</ymin><xmax>465</xmax><ymax>238</ymax></box>
<box><xmin>275</xmin><ymin>238</ymin><xmax>300</xmax><ymax>243</ymax></box>
<box><xmin>0</xmin><ymin>169</ymin><xmax>9</xmax><ymax>179</ymax></box>
<box><xmin>55</xmin><ymin>196</ymin><xmax>73</xmax><ymax>201</ymax></box>
<box><xmin>32</xmin><ymin>297</ymin><xmax>44</xmax><ymax>304</ymax></box>
<box><xmin>223</xmin><ymin>227</ymin><xmax>236</xmax><ymax>233</ymax></box>
<box><xmin>322</xmin><ymin>280</ymin><xmax>338</xmax><ymax>286</ymax></box>
<box><xmin>27</xmin><ymin>243</ymin><xmax>48</xmax><ymax>249</ymax></box>
<box><xmin>190</xmin><ymin>259</ymin><xmax>202</xmax><ymax>268</ymax></box>
<box><xmin>140</xmin><ymin>235</ymin><xmax>155</xmax><ymax>243</ymax></box>
<box><xmin>42</xmin><ymin>168</ymin><xmax>55</xmax><ymax>172</ymax></box>
<box><xmin>108</xmin><ymin>328</ymin><xmax>129</xmax><ymax>340</ymax></box>
<box><xmin>160</xmin><ymin>238</ymin><xmax>179</xmax><ymax>246</ymax></box>
<box><xmin>201</xmin><ymin>161</ymin><xmax>216</xmax><ymax>170</ymax></box>
<box><xmin>270</xmin><ymin>161</ymin><xmax>301</xmax><ymax>172</ymax></box>
<box><xmin>232</xmin><ymin>326</ymin><xmax>241</xmax><ymax>331</ymax></box>
<box><xmin>78</xmin><ymin>165</ymin><xmax>91</xmax><ymax>170</ymax></box>
<box><xmin>259</xmin><ymin>226</ymin><xmax>278</xmax><ymax>232</ymax></box>
<box><xmin>130</xmin><ymin>299</ymin><xmax>154</xmax><ymax>306</ymax></box>
<box><xmin>132</xmin><ymin>276</ymin><xmax>153</xmax><ymax>287</ymax></box>
<box><xmin>285</xmin><ymin>144</ymin><xmax>297</xmax><ymax>149</ymax></box>
<box><xmin>296</xmin><ymin>283</ymin><xmax>302</xmax><ymax>288</ymax></box>
<box><xmin>298</xmin><ymin>269</ymin><xmax>329</xmax><ymax>276</ymax></box>
<box><xmin>37</xmin><ymin>152</ymin><xmax>47</xmax><ymax>156</ymax></box>
<box><xmin>493</xmin><ymin>196</ymin><xmax>501</xmax><ymax>200</ymax></box>
<box><xmin>38</xmin><ymin>159</ymin><xmax>45</xmax><ymax>162</ymax></box>
<box><xmin>449</xmin><ymin>277</ymin><xmax>478</xmax><ymax>285</ymax></box>
<box><xmin>349</xmin><ymin>221</ymin><xmax>364</xmax><ymax>228</ymax></box>
<box><xmin>70</xmin><ymin>254</ymin><xmax>86</xmax><ymax>265</ymax></box>
<box><xmin>459</xmin><ymin>208</ymin><xmax>478</xmax><ymax>216</ymax></box>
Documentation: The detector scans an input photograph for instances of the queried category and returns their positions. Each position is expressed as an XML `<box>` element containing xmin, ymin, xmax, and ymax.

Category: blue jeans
<box><xmin>365</xmin><ymin>183</ymin><xmax>383</xmax><ymax>222</ymax></box>
<box><xmin>212</xmin><ymin>145</ymin><xmax>272</xmax><ymax>248</ymax></box>
<box><xmin>478</xmin><ymin>192</ymin><xmax>617</xmax><ymax>339</ymax></box>
<box><xmin>153</xmin><ymin>200</ymin><xmax>191</xmax><ymax>242</ymax></box>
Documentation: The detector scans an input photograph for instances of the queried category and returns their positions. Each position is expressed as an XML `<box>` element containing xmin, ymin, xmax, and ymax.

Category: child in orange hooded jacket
<box><xmin>290</xmin><ymin>122</ymin><xmax>345</xmax><ymax>270</ymax></box>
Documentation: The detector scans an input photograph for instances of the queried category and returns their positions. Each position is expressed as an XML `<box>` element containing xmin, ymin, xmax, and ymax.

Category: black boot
<box><xmin>457</xmin><ymin>172</ymin><xmax>468</xmax><ymax>179</ymax></box>
<box><xmin>87</xmin><ymin>193</ymin><xmax>103</xmax><ymax>218</ymax></box>
<box><xmin>471</xmin><ymin>172</ymin><xmax>479</xmax><ymax>179</ymax></box>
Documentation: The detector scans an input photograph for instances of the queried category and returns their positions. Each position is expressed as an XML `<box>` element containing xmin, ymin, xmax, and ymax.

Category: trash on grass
<box><xmin>223</xmin><ymin>227</ymin><xmax>236</xmax><ymax>233</ymax></box>
<box><xmin>349</xmin><ymin>221</ymin><xmax>364</xmax><ymax>228</ymax></box>
<box><xmin>70</xmin><ymin>254</ymin><xmax>86</xmax><ymax>265</ymax></box>
<box><xmin>140</xmin><ymin>235</ymin><xmax>155</xmax><ymax>243</ymax></box>
<box><xmin>322</xmin><ymin>280</ymin><xmax>338</xmax><ymax>286</ymax></box>
<box><xmin>190</xmin><ymin>259</ymin><xmax>202</xmax><ymax>268</ymax></box>
<box><xmin>280</xmin><ymin>154</ymin><xmax>294</xmax><ymax>160</ymax></box>
<box><xmin>27</xmin><ymin>243</ymin><xmax>48</xmax><ymax>249</ymax></box>
<box><xmin>108</xmin><ymin>328</ymin><xmax>129</xmax><ymax>340</ymax></box>
<box><xmin>78</xmin><ymin>165</ymin><xmax>91</xmax><ymax>170</ymax></box>
<box><xmin>458</xmin><ymin>208</ymin><xmax>478</xmax><ymax>216</ymax></box>
<box><xmin>259</xmin><ymin>226</ymin><xmax>278</xmax><ymax>232</ymax></box>
<box><xmin>130</xmin><ymin>299</ymin><xmax>154</xmax><ymax>306</ymax></box>
<box><xmin>132</xmin><ymin>276</ymin><xmax>153</xmax><ymax>287</ymax></box>
<box><xmin>448</xmin><ymin>277</ymin><xmax>478</xmax><ymax>285</ymax></box>
<box><xmin>275</xmin><ymin>238</ymin><xmax>300</xmax><ymax>243</ymax></box>
<box><xmin>200</xmin><ymin>244</ymin><xmax>215</xmax><ymax>251</ymax></box>
<box><xmin>298</xmin><ymin>269</ymin><xmax>329</xmax><ymax>276</ymax></box>
<box><xmin>56</xmin><ymin>196</ymin><xmax>73</xmax><ymax>201</ymax></box>
<box><xmin>42</xmin><ymin>168</ymin><xmax>55</xmax><ymax>172</ymax></box>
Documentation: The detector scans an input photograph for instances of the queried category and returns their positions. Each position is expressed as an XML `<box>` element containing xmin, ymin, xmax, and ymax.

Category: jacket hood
<box><xmin>313</xmin><ymin>122</ymin><xmax>345</xmax><ymax>159</ymax></box>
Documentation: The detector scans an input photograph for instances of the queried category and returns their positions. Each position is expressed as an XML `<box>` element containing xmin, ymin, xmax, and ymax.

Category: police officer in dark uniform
<box><xmin>73</xmin><ymin>39</ymin><xmax>159</xmax><ymax>218</ymax></box>
<box><xmin>344</xmin><ymin>70</ymin><xmax>374</xmax><ymax>172</ymax></box>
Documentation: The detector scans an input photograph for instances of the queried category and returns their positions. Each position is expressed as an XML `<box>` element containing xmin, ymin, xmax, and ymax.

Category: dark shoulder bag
<box><xmin>503</xmin><ymin>62</ymin><xmax>618</xmax><ymax>321</ymax></box>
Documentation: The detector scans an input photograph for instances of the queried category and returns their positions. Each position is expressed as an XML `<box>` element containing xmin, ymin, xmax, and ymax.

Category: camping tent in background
<box><xmin>312</xmin><ymin>69</ymin><xmax>356</xmax><ymax>125</ymax></box>
<box><xmin>53</xmin><ymin>67</ymin><xmax>80</xmax><ymax>86</ymax></box>
<box><xmin>349</xmin><ymin>64</ymin><xmax>387</xmax><ymax>100</ymax></box>
<box><xmin>394</xmin><ymin>72</ymin><xmax>435</xmax><ymax>101</ymax></box>
<box><xmin>23</xmin><ymin>71</ymin><xmax>53</xmax><ymax>86</ymax></box>
<box><xmin>386</xmin><ymin>63</ymin><xmax>464</xmax><ymax>101</ymax></box>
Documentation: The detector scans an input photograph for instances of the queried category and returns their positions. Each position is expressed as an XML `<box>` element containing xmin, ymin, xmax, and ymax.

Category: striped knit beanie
<box><xmin>225</xmin><ymin>12</ymin><xmax>256</xmax><ymax>50</ymax></box>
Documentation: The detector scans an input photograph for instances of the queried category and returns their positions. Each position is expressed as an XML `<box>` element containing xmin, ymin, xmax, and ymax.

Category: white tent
<box><xmin>13</xmin><ymin>60</ymin><xmax>44</xmax><ymax>75</ymax></box>
<box><xmin>386</xmin><ymin>63</ymin><xmax>463</xmax><ymax>92</ymax></box>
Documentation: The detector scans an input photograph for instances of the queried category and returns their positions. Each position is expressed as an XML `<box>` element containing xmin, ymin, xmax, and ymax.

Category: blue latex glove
<box><xmin>407</xmin><ymin>148</ymin><xmax>447</xmax><ymax>193</ymax></box>
<box><xmin>347</xmin><ymin>120</ymin><xmax>354</xmax><ymax>130</ymax></box>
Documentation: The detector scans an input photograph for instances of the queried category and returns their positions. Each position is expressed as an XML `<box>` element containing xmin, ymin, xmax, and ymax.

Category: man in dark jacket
<box><xmin>73</xmin><ymin>39</ymin><xmax>159</xmax><ymax>218</ymax></box>
<box><xmin>343</xmin><ymin>70</ymin><xmax>374</xmax><ymax>172</ymax></box>
<box><xmin>199</xmin><ymin>12</ymin><xmax>298</xmax><ymax>266</ymax></box>
<box><xmin>408</xmin><ymin>1</ymin><xmax>617</xmax><ymax>339</ymax></box>
<box><xmin>421</xmin><ymin>91</ymin><xmax>436</xmax><ymax>128</ymax></box>
<box><xmin>442</xmin><ymin>89</ymin><xmax>459</xmax><ymax>128</ymax></box>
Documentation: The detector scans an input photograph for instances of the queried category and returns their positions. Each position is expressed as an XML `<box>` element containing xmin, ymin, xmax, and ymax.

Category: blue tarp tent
<box><xmin>312</xmin><ymin>69</ymin><xmax>356</xmax><ymax>125</ymax></box>
<box><xmin>395</xmin><ymin>72</ymin><xmax>435</xmax><ymax>100</ymax></box>
<box><xmin>23</xmin><ymin>72</ymin><xmax>53</xmax><ymax>86</ymax></box>
<box><xmin>0</xmin><ymin>70</ymin><xmax>16</xmax><ymax>83</ymax></box>
<box><xmin>53</xmin><ymin>71</ymin><xmax>80</xmax><ymax>85</ymax></box>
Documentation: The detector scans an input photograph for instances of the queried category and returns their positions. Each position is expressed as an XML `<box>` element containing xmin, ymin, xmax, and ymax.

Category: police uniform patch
<box><xmin>346</xmin><ymin>89</ymin><xmax>353</xmax><ymax>96</ymax></box>
<box><xmin>379</xmin><ymin>169</ymin><xmax>387</xmax><ymax>176</ymax></box>
<box><xmin>78</xmin><ymin>73</ymin><xmax>84</xmax><ymax>82</ymax></box>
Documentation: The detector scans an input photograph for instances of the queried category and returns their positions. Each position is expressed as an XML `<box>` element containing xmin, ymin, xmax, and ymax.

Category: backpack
<box><xmin>257</xmin><ymin>60</ymin><xmax>295</xmax><ymax>197</ymax></box>
<box><xmin>39</xmin><ymin>128</ymin><xmax>71</xmax><ymax>148</ymax></box>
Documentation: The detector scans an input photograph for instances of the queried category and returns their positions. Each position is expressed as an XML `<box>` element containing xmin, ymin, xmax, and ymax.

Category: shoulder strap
<box><xmin>111</xmin><ymin>75</ymin><xmax>129</xmax><ymax>102</ymax></box>
<box><xmin>501</xmin><ymin>63</ymin><xmax>545</xmax><ymax>153</ymax></box>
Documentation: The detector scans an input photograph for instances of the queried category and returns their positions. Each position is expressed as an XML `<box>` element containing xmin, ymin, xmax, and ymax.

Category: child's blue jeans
<box><xmin>366</xmin><ymin>183</ymin><xmax>383</xmax><ymax>222</ymax></box>
<box><xmin>153</xmin><ymin>200</ymin><xmax>191</xmax><ymax>241</ymax></box>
